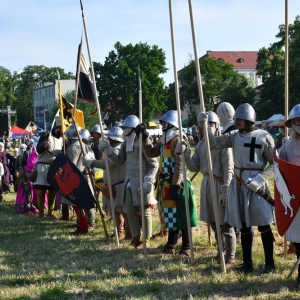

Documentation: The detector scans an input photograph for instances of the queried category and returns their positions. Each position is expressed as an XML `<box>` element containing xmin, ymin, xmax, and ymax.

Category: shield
<box><xmin>274</xmin><ymin>149</ymin><xmax>300</xmax><ymax>236</ymax></box>
<box><xmin>47</xmin><ymin>153</ymin><xmax>95</xmax><ymax>209</ymax></box>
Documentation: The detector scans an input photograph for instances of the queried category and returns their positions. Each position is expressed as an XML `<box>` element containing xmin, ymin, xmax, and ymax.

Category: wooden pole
<box><xmin>284</xmin><ymin>0</ymin><xmax>289</xmax><ymax>259</ymax></box>
<box><xmin>168</xmin><ymin>0</ymin><xmax>194</xmax><ymax>264</ymax></box>
<box><xmin>80</xmin><ymin>0</ymin><xmax>119</xmax><ymax>247</ymax></box>
<box><xmin>138</xmin><ymin>65</ymin><xmax>147</xmax><ymax>256</ymax></box>
<box><xmin>187</xmin><ymin>0</ymin><xmax>226</xmax><ymax>273</ymax></box>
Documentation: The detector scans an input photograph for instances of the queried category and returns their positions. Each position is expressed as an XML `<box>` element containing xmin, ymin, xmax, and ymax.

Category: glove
<box><xmin>246</xmin><ymin>173</ymin><xmax>265</xmax><ymax>192</ymax></box>
<box><xmin>135</xmin><ymin>123</ymin><xmax>149</xmax><ymax>141</ymax></box>
<box><xmin>82</xmin><ymin>154</ymin><xmax>95</xmax><ymax>169</ymax></box>
<box><xmin>197</xmin><ymin>112</ymin><xmax>208</xmax><ymax>127</ymax></box>
<box><xmin>98</xmin><ymin>140</ymin><xmax>113</xmax><ymax>156</ymax></box>
<box><xmin>219</xmin><ymin>185</ymin><xmax>228</xmax><ymax>207</ymax></box>
<box><xmin>175</xmin><ymin>142</ymin><xmax>186</xmax><ymax>155</ymax></box>
<box><xmin>169</xmin><ymin>184</ymin><xmax>182</xmax><ymax>201</ymax></box>
<box><xmin>138</xmin><ymin>176</ymin><xmax>154</xmax><ymax>196</ymax></box>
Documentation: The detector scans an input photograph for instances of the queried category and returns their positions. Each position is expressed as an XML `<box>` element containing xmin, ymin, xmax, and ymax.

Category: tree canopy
<box><xmin>256</xmin><ymin>15</ymin><xmax>300</xmax><ymax>120</ymax></box>
<box><xmin>93</xmin><ymin>42</ymin><xmax>168</xmax><ymax>124</ymax></box>
<box><xmin>0</xmin><ymin>65</ymin><xmax>74</xmax><ymax>127</ymax></box>
<box><xmin>178</xmin><ymin>56</ymin><xmax>254</xmax><ymax>112</ymax></box>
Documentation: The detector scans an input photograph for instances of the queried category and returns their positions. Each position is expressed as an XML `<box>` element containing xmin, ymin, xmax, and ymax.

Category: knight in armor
<box><xmin>278</xmin><ymin>104</ymin><xmax>300</xmax><ymax>288</ymax></box>
<box><xmin>34</xmin><ymin>116</ymin><xmax>63</xmax><ymax>220</ymax></box>
<box><xmin>176</xmin><ymin>111</ymin><xmax>235</xmax><ymax>265</ymax></box>
<box><xmin>198</xmin><ymin>103</ymin><xmax>275</xmax><ymax>273</ymax></box>
<box><xmin>217</xmin><ymin>102</ymin><xmax>243</xmax><ymax>244</ymax></box>
<box><xmin>63</xmin><ymin>125</ymin><xmax>96</xmax><ymax>235</ymax></box>
<box><xmin>83</xmin><ymin>125</ymin><xmax>131</xmax><ymax>240</ymax></box>
<box><xmin>99</xmin><ymin>115</ymin><xmax>158</xmax><ymax>249</ymax></box>
<box><xmin>135</xmin><ymin>110</ymin><xmax>198</xmax><ymax>256</ymax></box>
<box><xmin>91</xmin><ymin>124</ymin><xmax>104</xmax><ymax>160</ymax></box>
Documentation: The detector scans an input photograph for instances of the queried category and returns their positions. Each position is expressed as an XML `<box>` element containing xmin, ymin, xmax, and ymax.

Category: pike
<box><xmin>168</xmin><ymin>0</ymin><xmax>194</xmax><ymax>264</ymax></box>
<box><xmin>138</xmin><ymin>64</ymin><xmax>147</xmax><ymax>256</ymax></box>
<box><xmin>79</xmin><ymin>0</ymin><xmax>119</xmax><ymax>246</ymax></box>
<box><xmin>283</xmin><ymin>0</ymin><xmax>289</xmax><ymax>259</ymax></box>
<box><xmin>186</xmin><ymin>0</ymin><xmax>226</xmax><ymax>272</ymax></box>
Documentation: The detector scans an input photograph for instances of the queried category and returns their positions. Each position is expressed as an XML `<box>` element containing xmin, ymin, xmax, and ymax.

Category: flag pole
<box><xmin>284</xmin><ymin>0</ymin><xmax>289</xmax><ymax>259</ymax></box>
<box><xmin>137</xmin><ymin>65</ymin><xmax>147</xmax><ymax>256</ymax></box>
<box><xmin>168</xmin><ymin>0</ymin><xmax>194</xmax><ymax>264</ymax></box>
<box><xmin>187</xmin><ymin>0</ymin><xmax>226</xmax><ymax>272</ymax></box>
<box><xmin>80</xmin><ymin>0</ymin><xmax>119</xmax><ymax>246</ymax></box>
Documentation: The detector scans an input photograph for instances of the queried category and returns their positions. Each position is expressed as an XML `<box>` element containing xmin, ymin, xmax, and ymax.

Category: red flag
<box><xmin>274</xmin><ymin>149</ymin><xmax>300</xmax><ymax>236</ymax></box>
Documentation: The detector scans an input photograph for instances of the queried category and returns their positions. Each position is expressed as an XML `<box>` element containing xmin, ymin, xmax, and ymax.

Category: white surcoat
<box><xmin>208</xmin><ymin>128</ymin><xmax>275</xmax><ymax>229</ymax></box>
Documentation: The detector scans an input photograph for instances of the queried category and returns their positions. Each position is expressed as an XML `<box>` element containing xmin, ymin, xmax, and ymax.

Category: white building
<box><xmin>33</xmin><ymin>79</ymin><xmax>75</xmax><ymax>124</ymax></box>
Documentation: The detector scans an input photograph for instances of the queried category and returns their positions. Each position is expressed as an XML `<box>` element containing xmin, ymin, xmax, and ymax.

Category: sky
<box><xmin>1</xmin><ymin>0</ymin><xmax>300</xmax><ymax>85</ymax></box>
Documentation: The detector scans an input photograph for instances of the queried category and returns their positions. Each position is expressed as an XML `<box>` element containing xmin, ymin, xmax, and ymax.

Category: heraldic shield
<box><xmin>274</xmin><ymin>149</ymin><xmax>300</xmax><ymax>236</ymax></box>
<box><xmin>47</xmin><ymin>153</ymin><xmax>95</xmax><ymax>209</ymax></box>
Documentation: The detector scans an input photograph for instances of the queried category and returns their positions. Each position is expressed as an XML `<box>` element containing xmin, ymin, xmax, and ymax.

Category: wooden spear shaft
<box><xmin>168</xmin><ymin>0</ymin><xmax>194</xmax><ymax>264</ymax></box>
<box><xmin>284</xmin><ymin>0</ymin><xmax>289</xmax><ymax>259</ymax></box>
<box><xmin>138</xmin><ymin>65</ymin><xmax>147</xmax><ymax>256</ymax></box>
<box><xmin>187</xmin><ymin>0</ymin><xmax>226</xmax><ymax>273</ymax></box>
<box><xmin>80</xmin><ymin>0</ymin><xmax>119</xmax><ymax>247</ymax></box>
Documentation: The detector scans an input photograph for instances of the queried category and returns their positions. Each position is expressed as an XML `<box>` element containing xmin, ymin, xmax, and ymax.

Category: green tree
<box><xmin>221</xmin><ymin>71</ymin><xmax>255</xmax><ymax>108</ymax></box>
<box><xmin>94</xmin><ymin>42</ymin><xmax>168</xmax><ymax>124</ymax></box>
<box><xmin>13</xmin><ymin>65</ymin><xmax>74</xmax><ymax>127</ymax></box>
<box><xmin>178</xmin><ymin>56</ymin><xmax>238</xmax><ymax>111</ymax></box>
<box><xmin>0</xmin><ymin>67</ymin><xmax>21</xmax><ymax>108</ymax></box>
<box><xmin>256</xmin><ymin>15</ymin><xmax>300</xmax><ymax>120</ymax></box>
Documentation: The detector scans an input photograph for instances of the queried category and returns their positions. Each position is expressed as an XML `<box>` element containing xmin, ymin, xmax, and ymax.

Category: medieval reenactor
<box><xmin>34</xmin><ymin>116</ymin><xmax>63</xmax><ymax>219</ymax></box>
<box><xmin>277</xmin><ymin>104</ymin><xmax>300</xmax><ymax>289</ymax></box>
<box><xmin>99</xmin><ymin>115</ymin><xmax>158</xmax><ymax>249</ymax></box>
<box><xmin>177</xmin><ymin>111</ymin><xmax>235</xmax><ymax>265</ymax></box>
<box><xmin>136</xmin><ymin>110</ymin><xmax>198</xmax><ymax>256</ymax></box>
<box><xmin>83</xmin><ymin>125</ymin><xmax>131</xmax><ymax>239</ymax></box>
<box><xmin>198</xmin><ymin>103</ymin><xmax>275</xmax><ymax>273</ymax></box>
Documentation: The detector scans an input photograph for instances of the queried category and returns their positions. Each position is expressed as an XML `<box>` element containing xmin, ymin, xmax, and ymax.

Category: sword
<box><xmin>234</xmin><ymin>174</ymin><xmax>274</xmax><ymax>206</ymax></box>
<box><xmin>287</xmin><ymin>256</ymin><xmax>300</xmax><ymax>279</ymax></box>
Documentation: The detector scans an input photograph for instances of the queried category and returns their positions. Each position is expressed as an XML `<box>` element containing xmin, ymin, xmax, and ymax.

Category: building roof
<box><xmin>203</xmin><ymin>51</ymin><xmax>258</xmax><ymax>69</ymax></box>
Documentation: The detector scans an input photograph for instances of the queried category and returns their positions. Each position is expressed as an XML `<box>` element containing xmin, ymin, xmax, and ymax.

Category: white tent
<box><xmin>266</xmin><ymin>114</ymin><xmax>285</xmax><ymax>122</ymax></box>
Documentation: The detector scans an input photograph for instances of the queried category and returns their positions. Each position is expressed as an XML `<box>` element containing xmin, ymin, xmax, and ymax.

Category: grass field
<box><xmin>1</xmin><ymin>161</ymin><xmax>300</xmax><ymax>299</ymax></box>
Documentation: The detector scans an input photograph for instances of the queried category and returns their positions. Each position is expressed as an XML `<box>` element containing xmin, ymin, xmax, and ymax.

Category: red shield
<box><xmin>274</xmin><ymin>149</ymin><xmax>300</xmax><ymax>236</ymax></box>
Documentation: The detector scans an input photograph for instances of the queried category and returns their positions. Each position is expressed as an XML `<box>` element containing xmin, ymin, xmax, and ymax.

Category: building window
<box><xmin>46</xmin><ymin>90</ymin><xmax>48</xmax><ymax>98</ymax></box>
<box><xmin>40</xmin><ymin>91</ymin><xmax>41</xmax><ymax>99</ymax></box>
<box><xmin>238</xmin><ymin>58</ymin><xmax>244</xmax><ymax>64</ymax></box>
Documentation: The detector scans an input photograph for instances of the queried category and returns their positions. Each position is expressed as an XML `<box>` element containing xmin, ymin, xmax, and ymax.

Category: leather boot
<box><xmin>61</xmin><ymin>204</ymin><xmax>70</xmax><ymax>220</ymax></box>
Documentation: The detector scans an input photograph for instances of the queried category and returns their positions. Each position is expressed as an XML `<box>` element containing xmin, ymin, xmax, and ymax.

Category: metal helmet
<box><xmin>285</xmin><ymin>104</ymin><xmax>300</xmax><ymax>128</ymax></box>
<box><xmin>106</xmin><ymin>126</ymin><xmax>124</xmax><ymax>142</ymax></box>
<box><xmin>217</xmin><ymin>102</ymin><xmax>235</xmax><ymax>126</ymax></box>
<box><xmin>80</xmin><ymin>129</ymin><xmax>91</xmax><ymax>141</ymax></box>
<box><xmin>207</xmin><ymin>111</ymin><xmax>220</xmax><ymax>128</ymax></box>
<box><xmin>65</xmin><ymin>124</ymin><xmax>81</xmax><ymax>140</ymax></box>
<box><xmin>234</xmin><ymin>103</ymin><xmax>256</xmax><ymax>123</ymax></box>
<box><xmin>120</xmin><ymin>115</ymin><xmax>139</xmax><ymax>128</ymax></box>
<box><xmin>91</xmin><ymin>124</ymin><xmax>101</xmax><ymax>134</ymax></box>
<box><xmin>159</xmin><ymin>110</ymin><xmax>179</xmax><ymax>128</ymax></box>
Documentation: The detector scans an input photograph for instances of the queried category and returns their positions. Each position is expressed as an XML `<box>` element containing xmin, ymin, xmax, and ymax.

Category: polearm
<box><xmin>283</xmin><ymin>0</ymin><xmax>289</xmax><ymax>260</ymax></box>
<box><xmin>80</xmin><ymin>0</ymin><xmax>119</xmax><ymax>246</ymax></box>
<box><xmin>168</xmin><ymin>0</ymin><xmax>194</xmax><ymax>264</ymax></box>
<box><xmin>138</xmin><ymin>65</ymin><xmax>147</xmax><ymax>256</ymax></box>
<box><xmin>187</xmin><ymin>0</ymin><xmax>226</xmax><ymax>273</ymax></box>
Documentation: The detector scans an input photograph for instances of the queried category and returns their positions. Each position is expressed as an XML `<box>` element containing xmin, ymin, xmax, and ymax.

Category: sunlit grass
<box><xmin>0</xmin><ymin>149</ymin><xmax>299</xmax><ymax>299</ymax></box>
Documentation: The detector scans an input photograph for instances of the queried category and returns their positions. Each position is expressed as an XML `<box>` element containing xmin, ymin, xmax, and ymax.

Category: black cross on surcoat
<box><xmin>244</xmin><ymin>137</ymin><xmax>262</xmax><ymax>162</ymax></box>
